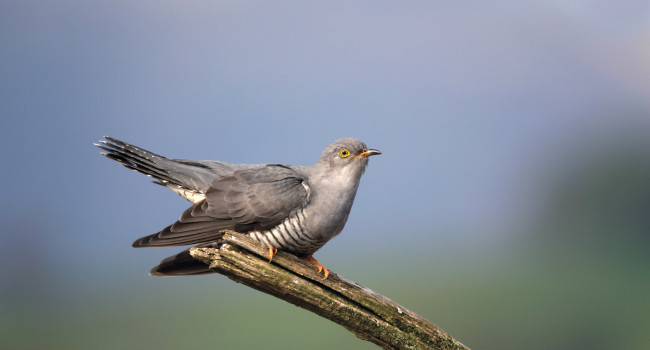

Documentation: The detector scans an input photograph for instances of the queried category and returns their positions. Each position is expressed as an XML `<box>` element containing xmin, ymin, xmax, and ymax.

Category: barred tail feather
<box><xmin>96</xmin><ymin>136</ymin><xmax>185</xmax><ymax>188</ymax></box>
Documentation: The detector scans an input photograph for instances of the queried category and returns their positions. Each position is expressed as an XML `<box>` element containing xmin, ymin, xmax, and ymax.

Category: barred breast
<box><xmin>248</xmin><ymin>209</ymin><xmax>325</xmax><ymax>257</ymax></box>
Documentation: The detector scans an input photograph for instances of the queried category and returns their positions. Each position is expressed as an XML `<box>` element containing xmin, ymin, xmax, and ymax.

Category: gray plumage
<box><xmin>96</xmin><ymin>136</ymin><xmax>380</xmax><ymax>276</ymax></box>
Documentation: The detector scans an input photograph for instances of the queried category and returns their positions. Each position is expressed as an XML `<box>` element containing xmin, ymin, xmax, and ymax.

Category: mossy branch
<box><xmin>190</xmin><ymin>231</ymin><xmax>469</xmax><ymax>350</ymax></box>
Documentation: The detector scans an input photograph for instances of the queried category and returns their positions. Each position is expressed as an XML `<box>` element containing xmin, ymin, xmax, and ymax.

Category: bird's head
<box><xmin>317</xmin><ymin>138</ymin><xmax>381</xmax><ymax>173</ymax></box>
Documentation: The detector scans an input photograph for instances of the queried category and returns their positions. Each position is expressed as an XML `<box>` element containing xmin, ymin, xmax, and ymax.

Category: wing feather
<box><xmin>132</xmin><ymin>165</ymin><xmax>309</xmax><ymax>247</ymax></box>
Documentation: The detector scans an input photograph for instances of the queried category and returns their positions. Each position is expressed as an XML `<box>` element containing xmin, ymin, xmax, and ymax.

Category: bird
<box><xmin>96</xmin><ymin>136</ymin><xmax>380</xmax><ymax>278</ymax></box>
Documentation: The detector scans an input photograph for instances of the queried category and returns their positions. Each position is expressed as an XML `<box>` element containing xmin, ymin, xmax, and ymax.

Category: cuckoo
<box><xmin>97</xmin><ymin>137</ymin><xmax>380</xmax><ymax>278</ymax></box>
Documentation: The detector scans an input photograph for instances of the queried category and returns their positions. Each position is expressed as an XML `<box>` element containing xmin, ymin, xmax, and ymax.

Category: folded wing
<box><xmin>132</xmin><ymin>165</ymin><xmax>310</xmax><ymax>247</ymax></box>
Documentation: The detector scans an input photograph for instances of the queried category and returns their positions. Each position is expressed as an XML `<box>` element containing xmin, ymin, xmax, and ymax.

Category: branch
<box><xmin>190</xmin><ymin>231</ymin><xmax>470</xmax><ymax>350</ymax></box>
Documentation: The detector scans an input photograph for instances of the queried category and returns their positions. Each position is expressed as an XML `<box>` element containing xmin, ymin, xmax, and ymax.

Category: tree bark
<box><xmin>190</xmin><ymin>231</ymin><xmax>470</xmax><ymax>350</ymax></box>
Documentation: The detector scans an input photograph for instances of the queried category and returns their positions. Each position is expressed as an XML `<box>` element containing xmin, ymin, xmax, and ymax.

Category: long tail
<box><xmin>96</xmin><ymin>136</ymin><xmax>187</xmax><ymax>188</ymax></box>
<box><xmin>95</xmin><ymin>136</ymin><xmax>224</xmax><ymax>202</ymax></box>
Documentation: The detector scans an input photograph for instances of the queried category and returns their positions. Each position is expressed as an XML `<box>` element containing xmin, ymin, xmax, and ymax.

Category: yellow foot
<box><xmin>267</xmin><ymin>244</ymin><xmax>278</xmax><ymax>262</ymax></box>
<box><xmin>301</xmin><ymin>256</ymin><xmax>329</xmax><ymax>279</ymax></box>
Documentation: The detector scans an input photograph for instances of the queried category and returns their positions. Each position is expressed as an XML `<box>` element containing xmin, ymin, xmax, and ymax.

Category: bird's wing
<box><xmin>132</xmin><ymin>165</ymin><xmax>310</xmax><ymax>247</ymax></box>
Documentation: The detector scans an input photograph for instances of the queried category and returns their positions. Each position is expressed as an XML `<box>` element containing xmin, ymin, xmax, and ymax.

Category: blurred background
<box><xmin>1</xmin><ymin>1</ymin><xmax>649</xmax><ymax>349</ymax></box>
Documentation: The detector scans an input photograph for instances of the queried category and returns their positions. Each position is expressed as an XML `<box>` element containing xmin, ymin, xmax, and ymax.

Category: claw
<box><xmin>301</xmin><ymin>256</ymin><xmax>329</xmax><ymax>279</ymax></box>
<box><xmin>268</xmin><ymin>244</ymin><xmax>277</xmax><ymax>262</ymax></box>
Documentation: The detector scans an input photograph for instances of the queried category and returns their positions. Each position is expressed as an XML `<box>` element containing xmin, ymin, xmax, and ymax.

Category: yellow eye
<box><xmin>339</xmin><ymin>148</ymin><xmax>351</xmax><ymax>158</ymax></box>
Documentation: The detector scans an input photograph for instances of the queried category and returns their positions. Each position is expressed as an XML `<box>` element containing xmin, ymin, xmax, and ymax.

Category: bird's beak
<box><xmin>355</xmin><ymin>149</ymin><xmax>382</xmax><ymax>158</ymax></box>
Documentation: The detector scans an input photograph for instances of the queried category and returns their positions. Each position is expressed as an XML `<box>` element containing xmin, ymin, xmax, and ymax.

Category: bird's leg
<box><xmin>267</xmin><ymin>244</ymin><xmax>278</xmax><ymax>262</ymax></box>
<box><xmin>301</xmin><ymin>256</ymin><xmax>329</xmax><ymax>279</ymax></box>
